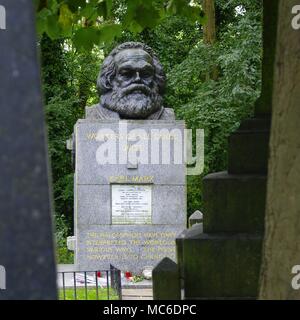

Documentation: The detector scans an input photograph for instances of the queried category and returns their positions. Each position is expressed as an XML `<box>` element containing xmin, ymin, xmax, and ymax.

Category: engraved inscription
<box><xmin>85</xmin><ymin>231</ymin><xmax>177</xmax><ymax>262</ymax></box>
<box><xmin>112</xmin><ymin>185</ymin><xmax>152</xmax><ymax>224</ymax></box>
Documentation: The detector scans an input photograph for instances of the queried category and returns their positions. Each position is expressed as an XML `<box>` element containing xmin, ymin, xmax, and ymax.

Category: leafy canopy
<box><xmin>35</xmin><ymin>0</ymin><xmax>204</xmax><ymax>50</ymax></box>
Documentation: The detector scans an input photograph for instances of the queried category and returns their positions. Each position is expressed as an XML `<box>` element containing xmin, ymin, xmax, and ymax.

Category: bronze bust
<box><xmin>86</xmin><ymin>42</ymin><xmax>175</xmax><ymax>120</ymax></box>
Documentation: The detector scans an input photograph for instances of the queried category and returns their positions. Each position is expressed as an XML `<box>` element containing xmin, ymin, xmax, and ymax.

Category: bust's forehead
<box><xmin>114</xmin><ymin>48</ymin><xmax>153</xmax><ymax>65</ymax></box>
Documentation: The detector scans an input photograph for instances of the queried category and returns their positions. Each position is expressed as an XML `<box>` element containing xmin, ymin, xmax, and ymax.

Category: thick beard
<box><xmin>101</xmin><ymin>84</ymin><xmax>163</xmax><ymax>119</ymax></box>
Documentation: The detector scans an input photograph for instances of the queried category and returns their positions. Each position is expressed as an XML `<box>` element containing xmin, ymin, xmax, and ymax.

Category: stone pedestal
<box><xmin>178</xmin><ymin>117</ymin><xmax>270</xmax><ymax>299</ymax></box>
<box><xmin>72</xmin><ymin>119</ymin><xmax>186</xmax><ymax>273</ymax></box>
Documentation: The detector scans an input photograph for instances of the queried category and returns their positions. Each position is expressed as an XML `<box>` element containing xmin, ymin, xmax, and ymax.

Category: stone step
<box><xmin>203</xmin><ymin>171</ymin><xmax>266</xmax><ymax>233</ymax></box>
<box><xmin>122</xmin><ymin>288</ymin><xmax>153</xmax><ymax>300</ymax></box>
<box><xmin>228</xmin><ymin>118</ymin><xmax>270</xmax><ymax>174</ymax></box>
<box><xmin>182</xmin><ymin>232</ymin><xmax>262</xmax><ymax>299</ymax></box>
<box><xmin>122</xmin><ymin>288</ymin><xmax>153</xmax><ymax>296</ymax></box>
<box><xmin>122</xmin><ymin>296</ymin><xmax>153</xmax><ymax>300</ymax></box>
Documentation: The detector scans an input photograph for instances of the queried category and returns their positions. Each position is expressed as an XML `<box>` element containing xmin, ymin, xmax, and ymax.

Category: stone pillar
<box><xmin>152</xmin><ymin>258</ymin><xmax>181</xmax><ymax>300</ymax></box>
<box><xmin>0</xmin><ymin>0</ymin><xmax>57</xmax><ymax>299</ymax></box>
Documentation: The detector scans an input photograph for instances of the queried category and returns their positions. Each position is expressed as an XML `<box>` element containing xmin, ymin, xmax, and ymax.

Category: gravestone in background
<box><xmin>69</xmin><ymin>42</ymin><xmax>187</xmax><ymax>273</ymax></box>
<box><xmin>0</xmin><ymin>0</ymin><xmax>57</xmax><ymax>299</ymax></box>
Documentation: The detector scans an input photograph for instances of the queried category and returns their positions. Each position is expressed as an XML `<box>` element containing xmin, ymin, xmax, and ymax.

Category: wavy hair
<box><xmin>97</xmin><ymin>42</ymin><xmax>166</xmax><ymax>96</ymax></box>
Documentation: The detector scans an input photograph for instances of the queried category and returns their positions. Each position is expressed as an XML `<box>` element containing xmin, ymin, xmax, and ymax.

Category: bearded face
<box><xmin>100</xmin><ymin>49</ymin><xmax>163</xmax><ymax>119</ymax></box>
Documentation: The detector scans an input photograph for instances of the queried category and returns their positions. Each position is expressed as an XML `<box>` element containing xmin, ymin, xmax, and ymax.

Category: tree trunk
<box><xmin>259</xmin><ymin>0</ymin><xmax>300</xmax><ymax>299</ymax></box>
<box><xmin>203</xmin><ymin>0</ymin><xmax>216</xmax><ymax>45</ymax></box>
<box><xmin>203</xmin><ymin>0</ymin><xmax>218</xmax><ymax>80</ymax></box>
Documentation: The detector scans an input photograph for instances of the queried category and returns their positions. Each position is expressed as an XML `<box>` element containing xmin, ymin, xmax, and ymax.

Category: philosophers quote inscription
<box><xmin>112</xmin><ymin>185</ymin><xmax>152</xmax><ymax>225</ymax></box>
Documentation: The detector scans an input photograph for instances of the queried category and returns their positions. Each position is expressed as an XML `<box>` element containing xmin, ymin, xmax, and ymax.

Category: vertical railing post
<box><xmin>110</xmin><ymin>265</ymin><xmax>122</xmax><ymax>300</ymax></box>
<box><xmin>84</xmin><ymin>272</ymin><xmax>88</xmax><ymax>300</ymax></box>
<box><xmin>73</xmin><ymin>272</ymin><xmax>77</xmax><ymax>300</ymax></box>
<box><xmin>62</xmin><ymin>273</ymin><xmax>66</xmax><ymax>300</ymax></box>
<box><xmin>116</xmin><ymin>269</ymin><xmax>122</xmax><ymax>300</ymax></box>
<box><xmin>106</xmin><ymin>271</ymin><xmax>110</xmax><ymax>300</ymax></box>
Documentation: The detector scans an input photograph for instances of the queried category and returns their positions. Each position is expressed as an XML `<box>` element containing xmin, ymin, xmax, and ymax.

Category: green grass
<box><xmin>59</xmin><ymin>287</ymin><xmax>119</xmax><ymax>300</ymax></box>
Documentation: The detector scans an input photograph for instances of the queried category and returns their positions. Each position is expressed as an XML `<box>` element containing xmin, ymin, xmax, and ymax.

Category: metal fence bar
<box><xmin>84</xmin><ymin>272</ymin><xmax>88</xmax><ymax>300</ymax></box>
<box><xmin>106</xmin><ymin>270</ymin><xmax>110</xmax><ymax>300</ymax></box>
<box><xmin>57</xmin><ymin>268</ymin><xmax>122</xmax><ymax>300</ymax></box>
<box><xmin>110</xmin><ymin>265</ymin><xmax>122</xmax><ymax>300</ymax></box>
<box><xmin>110</xmin><ymin>266</ymin><xmax>114</xmax><ymax>292</ymax></box>
<box><xmin>95</xmin><ymin>271</ymin><xmax>99</xmax><ymax>301</ymax></box>
<box><xmin>73</xmin><ymin>272</ymin><xmax>77</xmax><ymax>300</ymax></box>
<box><xmin>62</xmin><ymin>272</ymin><xmax>66</xmax><ymax>300</ymax></box>
<box><xmin>117</xmin><ymin>269</ymin><xmax>122</xmax><ymax>300</ymax></box>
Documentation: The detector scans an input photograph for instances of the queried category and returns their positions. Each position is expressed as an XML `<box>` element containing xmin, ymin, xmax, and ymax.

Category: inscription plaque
<box><xmin>112</xmin><ymin>185</ymin><xmax>152</xmax><ymax>224</ymax></box>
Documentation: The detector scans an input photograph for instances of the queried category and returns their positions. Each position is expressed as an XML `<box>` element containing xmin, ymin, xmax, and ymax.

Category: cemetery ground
<box><xmin>57</xmin><ymin>271</ymin><xmax>118</xmax><ymax>300</ymax></box>
<box><xmin>58</xmin><ymin>288</ymin><xmax>153</xmax><ymax>301</ymax></box>
<box><xmin>57</xmin><ymin>265</ymin><xmax>153</xmax><ymax>300</ymax></box>
<box><xmin>59</xmin><ymin>288</ymin><xmax>118</xmax><ymax>301</ymax></box>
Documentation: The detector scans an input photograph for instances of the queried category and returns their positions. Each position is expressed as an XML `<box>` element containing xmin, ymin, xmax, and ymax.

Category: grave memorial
<box><xmin>69</xmin><ymin>42</ymin><xmax>187</xmax><ymax>273</ymax></box>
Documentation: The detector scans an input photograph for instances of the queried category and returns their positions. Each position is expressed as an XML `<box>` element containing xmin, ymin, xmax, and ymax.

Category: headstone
<box><xmin>176</xmin><ymin>223</ymin><xmax>203</xmax><ymax>288</ymax></box>
<box><xmin>188</xmin><ymin>210</ymin><xmax>203</xmax><ymax>227</ymax></box>
<box><xmin>0</xmin><ymin>0</ymin><xmax>57</xmax><ymax>299</ymax></box>
<box><xmin>67</xmin><ymin>236</ymin><xmax>76</xmax><ymax>251</ymax></box>
<box><xmin>70</xmin><ymin>42</ymin><xmax>186</xmax><ymax>273</ymax></box>
<box><xmin>152</xmin><ymin>258</ymin><xmax>181</xmax><ymax>300</ymax></box>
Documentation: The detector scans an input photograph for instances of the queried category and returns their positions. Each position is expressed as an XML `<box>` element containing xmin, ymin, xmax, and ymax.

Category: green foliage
<box><xmin>55</xmin><ymin>213</ymin><xmax>74</xmax><ymax>264</ymax></box>
<box><xmin>108</xmin><ymin>15</ymin><xmax>200</xmax><ymax>74</ymax></box>
<box><xmin>46</xmin><ymin>96</ymin><xmax>79</xmax><ymax>247</ymax></box>
<box><xmin>165</xmin><ymin>7</ymin><xmax>262</xmax><ymax>215</ymax></box>
<box><xmin>132</xmin><ymin>275</ymin><xmax>145</xmax><ymax>283</ymax></box>
<box><xmin>36</xmin><ymin>0</ymin><xmax>204</xmax><ymax>51</ymax></box>
<box><xmin>40</xmin><ymin>35</ymin><xmax>70</xmax><ymax>101</ymax></box>
<box><xmin>215</xmin><ymin>0</ymin><xmax>262</xmax><ymax>29</ymax></box>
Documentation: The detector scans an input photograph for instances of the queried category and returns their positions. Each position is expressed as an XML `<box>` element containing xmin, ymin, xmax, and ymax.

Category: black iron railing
<box><xmin>57</xmin><ymin>266</ymin><xmax>122</xmax><ymax>300</ymax></box>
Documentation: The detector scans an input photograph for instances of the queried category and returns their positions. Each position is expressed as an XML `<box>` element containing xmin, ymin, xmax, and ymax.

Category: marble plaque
<box><xmin>112</xmin><ymin>185</ymin><xmax>152</xmax><ymax>224</ymax></box>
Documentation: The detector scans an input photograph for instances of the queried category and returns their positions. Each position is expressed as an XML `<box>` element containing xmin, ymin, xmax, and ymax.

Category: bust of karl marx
<box><xmin>86</xmin><ymin>42</ymin><xmax>175</xmax><ymax>120</ymax></box>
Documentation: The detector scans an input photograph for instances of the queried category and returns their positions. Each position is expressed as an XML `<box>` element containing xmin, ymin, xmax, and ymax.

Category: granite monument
<box><xmin>69</xmin><ymin>42</ymin><xmax>186</xmax><ymax>273</ymax></box>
